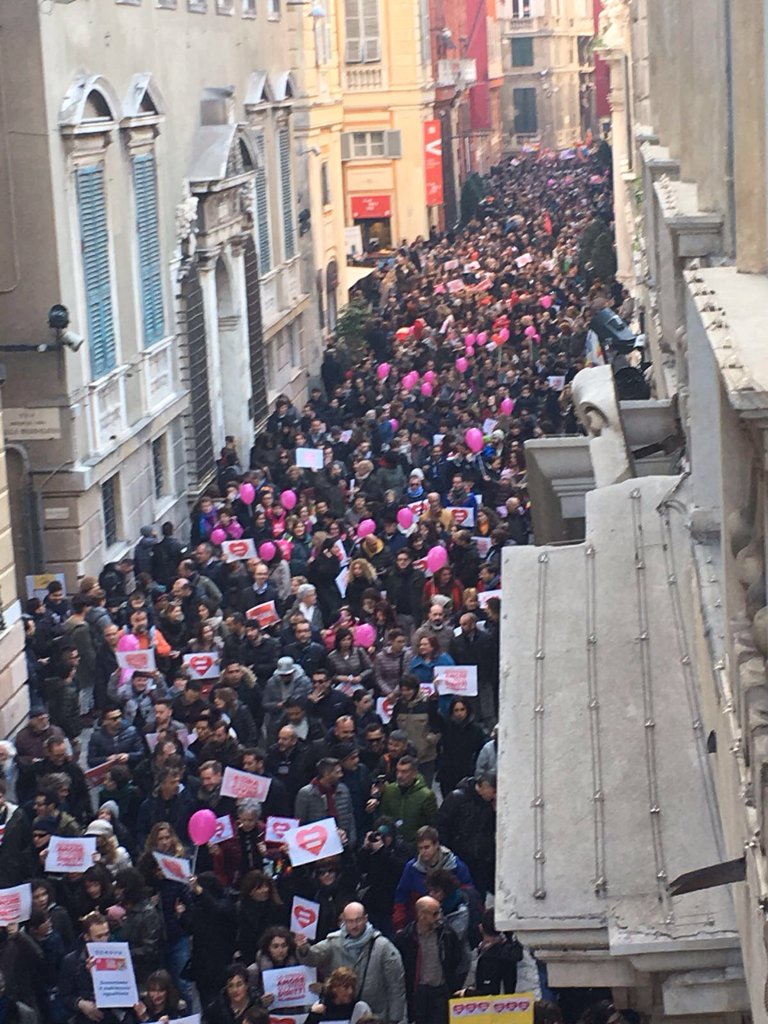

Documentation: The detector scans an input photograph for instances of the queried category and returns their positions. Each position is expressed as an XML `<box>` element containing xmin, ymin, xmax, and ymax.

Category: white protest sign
<box><xmin>482</xmin><ymin>418</ymin><xmax>498</xmax><ymax>435</ymax></box>
<box><xmin>515</xmin><ymin>253</ymin><xmax>533</xmax><ymax>268</ymax></box>
<box><xmin>246</xmin><ymin>601</ymin><xmax>280</xmax><ymax>628</ymax></box>
<box><xmin>221</xmin><ymin>766</ymin><xmax>272</xmax><ymax>802</ymax></box>
<box><xmin>152</xmin><ymin>852</ymin><xmax>192</xmax><ymax>883</ymax></box>
<box><xmin>290</xmin><ymin>896</ymin><xmax>320</xmax><ymax>940</ymax></box>
<box><xmin>222</xmin><ymin>539</ymin><xmax>258</xmax><ymax>563</ymax></box>
<box><xmin>46</xmin><ymin>835</ymin><xmax>96</xmax><ymax>874</ymax></box>
<box><xmin>87</xmin><ymin>942</ymin><xmax>139</xmax><ymax>1008</ymax></box>
<box><xmin>208</xmin><ymin>815</ymin><xmax>235</xmax><ymax>846</ymax></box>
<box><xmin>333</xmin><ymin>540</ymin><xmax>350</xmax><ymax>568</ymax></box>
<box><xmin>265</xmin><ymin>816</ymin><xmax>300</xmax><ymax>844</ymax></box>
<box><xmin>262</xmin><ymin>966</ymin><xmax>317</xmax><ymax>1009</ymax></box>
<box><xmin>376</xmin><ymin>696</ymin><xmax>396</xmax><ymax>724</ymax></box>
<box><xmin>478</xmin><ymin>589</ymin><xmax>502</xmax><ymax>608</ymax></box>
<box><xmin>183</xmin><ymin>652</ymin><xmax>221</xmax><ymax>680</ymax></box>
<box><xmin>295</xmin><ymin>448</ymin><xmax>323</xmax><ymax>471</ymax></box>
<box><xmin>434</xmin><ymin>665</ymin><xmax>478</xmax><ymax>697</ymax></box>
<box><xmin>0</xmin><ymin>884</ymin><xmax>31</xmax><ymax>925</ymax></box>
<box><xmin>335</xmin><ymin>567</ymin><xmax>349</xmax><ymax>598</ymax></box>
<box><xmin>116</xmin><ymin>649</ymin><xmax>156</xmax><ymax>674</ymax></box>
<box><xmin>284</xmin><ymin>817</ymin><xmax>344</xmax><ymax>867</ymax></box>
<box><xmin>448</xmin><ymin>506</ymin><xmax>475</xmax><ymax>528</ymax></box>
<box><xmin>547</xmin><ymin>375</ymin><xmax>566</xmax><ymax>391</ymax></box>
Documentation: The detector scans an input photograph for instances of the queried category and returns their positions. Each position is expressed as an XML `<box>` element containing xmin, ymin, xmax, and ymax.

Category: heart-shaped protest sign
<box><xmin>294</xmin><ymin>904</ymin><xmax>317</xmax><ymax>928</ymax></box>
<box><xmin>295</xmin><ymin>824</ymin><xmax>328</xmax><ymax>857</ymax></box>
<box><xmin>189</xmin><ymin>654</ymin><xmax>214</xmax><ymax>676</ymax></box>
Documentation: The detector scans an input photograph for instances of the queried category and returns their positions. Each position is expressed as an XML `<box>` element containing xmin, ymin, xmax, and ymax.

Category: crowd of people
<box><xmin>0</xmin><ymin>150</ymin><xmax>633</xmax><ymax>1024</ymax></box>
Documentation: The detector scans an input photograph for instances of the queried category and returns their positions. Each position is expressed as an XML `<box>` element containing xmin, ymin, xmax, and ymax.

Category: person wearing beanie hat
<box><xmin>134</xmin><ymin>525</ymin><xmax>158</xmax><ymax>577</ymax></box>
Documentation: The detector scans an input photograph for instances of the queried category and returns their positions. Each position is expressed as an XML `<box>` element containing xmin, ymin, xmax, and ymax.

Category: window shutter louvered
<box><xmin>253</xmin><ymin>132</ymin><xmax>272</xmax><ymax>275</ymax></box>
<box><xmin>362</xmin><ymin>0</ymin><xmax>380</xmax><ymax>61</ymax></box>
<box><xmin>345</xmin><ymin>0</ymin><xmax>363</xmax><ymax>63</ymax></box>
<box><xmin>385</xmin><ymin>130</ymin><xmax>402</xmax><ymax>158</ymax></box>
<box><xmin>76</xmin><ymin>165</ymin><xmax>116</xmax><ymax>379</ymax></box>
<box><xmin>132</xmin><ymin>153</ymin><xmax>165</xmax><ymax>346</ymax></box>
<box><xmin>340</xmin><ymin>133</ymin><xmax>352</xmax><ymax>161</ymax></box>
<box><xmin>278</xmin><ymin>126</ymin><xmax>296</xmax><ymax>261</ymax></box>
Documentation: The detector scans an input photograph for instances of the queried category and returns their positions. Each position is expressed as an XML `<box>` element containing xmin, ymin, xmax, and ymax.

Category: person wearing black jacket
<box><xmin>395</xmin><ymin>896</ymin><xmax>462</xmax><ymax>1024</ymax></box>
<box><xmin>180</xmin><ymin>874</ymin><xmax>238</xmax><ymax>1010</ymax></box>
<box><xmin>356</xmin><ymin>818</ymin><xmax>408</xmax><ymax>938</ymax></box>
<box><xmin>151</xmin><ymin>523</ymin><xmax>185</xmax><ymax>588</ymax></box>
<box><xmin>435</xmin><ymin>774</ymin><xmax>497</xmax><ymax>897</ymax></box>
<box><xmin>0</xmin><ymin>781</ymin><xmax>32</xmax><ymax>887</ymax></box>
<box><xmin>59</xmin><ymin>913</ymin><xmax>125</xmax><ymax>1024</ymax></box>
<box><xmin>242</xmin><ymin>623</ymin><xmax>280</xmax><ymax>687</ymax></box>
<box><xmin>459</xmin><ymin>909</ymin><xmax>522</xmax><ymax>996</ymax></box>
<box><xmin>448</xmin><ymin>614</ymin><xmax>496</xmax><ymax>729</ymax></box>
<box><xmin>385</xmin><ymin>550</ymin><xmax>427</xmax><ymax>633</ymax></box>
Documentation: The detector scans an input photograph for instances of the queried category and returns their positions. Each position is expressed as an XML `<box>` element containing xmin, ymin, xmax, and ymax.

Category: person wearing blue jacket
<box><xmin>392</xmin><ymin>824</ymin><xmax>474</xmax><ymax>931</ymax></box>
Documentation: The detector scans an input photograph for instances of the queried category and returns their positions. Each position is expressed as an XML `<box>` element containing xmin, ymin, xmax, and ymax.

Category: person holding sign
<box><xmin>203</xmin><ymin>963</ymin><xmax>264</xmax><ymax>1024</ymax></box>
<box><xmin>59</xmin><ymin>912</ymin><xmax>122</xmax><ymax>1024</ymax></box>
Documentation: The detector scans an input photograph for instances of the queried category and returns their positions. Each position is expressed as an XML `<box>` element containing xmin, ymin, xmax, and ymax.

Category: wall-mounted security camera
<box><xmin>60</xmin><ymin>330</ymin><xmax>85</xmax><ymax>352</ymax></box>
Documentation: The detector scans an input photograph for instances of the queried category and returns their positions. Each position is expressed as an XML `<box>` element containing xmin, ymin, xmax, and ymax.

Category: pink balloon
<box><xmin>117</xmin><ymin>633</ymin><xmax>140</xmax><ymax>652</ymax></box>
<box><xmin>464</xmin><ymin>333</ymin><xmax>476</xmax><ymax>347</ymax></box>
<box><xmin>426</xmin><ymin>545</ymin><xmax>449</xmax><ymax>574</ymax></box>
<box><xmin>424</xmin><ymin>370</ymin><xmax>437</xmax><ymax>384</ymax></box>
<box><xmin>358</xmin><ymin>518</ymin><xmax>376</xmax><ymax>538</ymax></box>
<box><xmin>420</xmin><ymin>382</ymin><xmax>433</xmax><ymax>397</ymax></box>
<box><xmin>465</xmin><ymin>347</ymin><xmax>475</xmax><ymax>358</ymax></box>
<box><xmin>397</xmin><ymin>507</ymin><xmax>414</xmax><ymax>529</ymax></box>
<box><xmin>500</xmin><ymin>397</ymin><xmax>514</xmax><ymax>416</ymax></box>
<box><xmin>377</xmin><ymin>363</ymin><xmax>391</xmax><ymax>380</ymax></box>
<box><xmin>259</xmin><ymin>541</ymin><xmax>276</xmax><ymax>562</ymax></box>
<box><xmin>389</xmin><ymin>418</ymin><xmax>399</xmax><ymax>432</ymax></box>
<box><xmin>465</xmin><ymin>427</ymin><xmax>484</xmax><ymax>453</ymax></box>
<box><xmin>277</xmin><ymin>539</ymin><xmax>294</xmax><ymax>559</ymax></box>
<box><xmin>402</xmin><ymin>372</ymin><xmax>417</xmax><ymax>392</ymax></box>
<box><xmin>540</xmin><ymin>295</ymin><xmax>553</xmax><ymax>309</ymax></box>
<box><xmin>239</xmin><ymin>482</ymin><xmax>256</xmax><ymax>505</ymax></box>
<box><xmin>210</xmin><ymin>527</ymin><xmax>227</xmax><ymax>546</ymax></box>
<box><xmin>280</xmin><ymin>489</ymin><xmax>297</xmax><ymax>511</ymax></box>
<box><xmin>355</xmin><ymin>623</ymin><xmax>376</xmax><ymax>648</ymax></box>
<box><xmin>188</xmin><ymin>809</ymin><xmax>218</xmax><ymax>846</ymax></box>
<box><xmin>229</xmin><ymin>520</ymin><xmax>244</xmax><ymax>539</ymax></box>
<box><xmin>456</xmin><ymin>357</ymin><xmax>468</xmax><ymax>374</ymax></box>
<box><xmin>525</xmin><ymin>326</ymin><xmax>537</xmax><ymax>338</ymax></box>
<box><xmin>477</xmin><ymin>332</ymin><xmax>488</xmax><ymax>346</ymax></box>
<box><xmin>499</xmin><ymin>328</ymin><xmax>510</xmax><ymax>343</ymax></box>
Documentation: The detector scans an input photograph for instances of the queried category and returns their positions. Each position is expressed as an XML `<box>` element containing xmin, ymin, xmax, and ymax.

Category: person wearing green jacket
<box><xmin>376</xmin><ymin>755</ymin><xmax>437</xmax><ymax>852</ymax></box>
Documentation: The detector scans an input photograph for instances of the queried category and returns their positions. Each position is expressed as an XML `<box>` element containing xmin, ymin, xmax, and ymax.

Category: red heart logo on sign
<box><xmin>383</xmin><ymin>696</ymin><xmax>395</xmax><ymax>717</ymax></box>
<box><xmin>295</xmin><ymin>824</ymin><xmax>328</xmax><ymax>857</ymax></box>
<box><xmin>189</xmin><ymin>654</ymin><xmax>214</xmax><ymax>676</ymax></box>
<box><xmin>270</xmin><ymin>1018</ymin><xmax>296</xmax><ymax>1024</ymax></box>
<box><xmin>125</xmin><ymin>652</ymin><xmax>148</xmax><ymax>669</ymax></box>
<box><xmin>229</xmin><ymin>540</ymin><xmax>249</xmax><ymax>559</ymax></box>
<box><xmin>294</xmin><ymin>905</ymin><xmax>317</xmax><ymax>928</ymax></box>
<box><xmin>270</xmin><ymin>820</ymin><xmax>292</xmax><ymax>839</ymax></box>
<box><xmin>453</xmin><ymin>509</ymin><xmax>468</xmax><ymax>524</ymax></box>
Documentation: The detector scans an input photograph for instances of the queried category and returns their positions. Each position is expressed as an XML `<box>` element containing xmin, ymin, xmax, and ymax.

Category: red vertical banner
<box><xmin>424</xmin><ymin>120</ymin><xmax>444</xmax><ymax>207</ymax></box>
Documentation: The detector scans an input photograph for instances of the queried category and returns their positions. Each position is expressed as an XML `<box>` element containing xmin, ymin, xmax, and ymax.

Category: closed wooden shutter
<box><xmin>132</xmin><ymin>153</ymin><xmax>165</xmax><ymax>346</ymax></box>
<box><xmin>244</xmin><ymin>236</ymin><xmax>268</xmax><ymax>425</ymax></box>
<box><xmin>253</xmin><ymin>133</ymin><xmax>272</xmax><ymax>275</ymax></box>
<box><xmin>76</xmin><ymin>165</ymin><xmax>116</xmax><ymax>379</ymax></box>
<box><xmin>278</xmin><ymin>126</ymin><xmax>296</xmax><ymax>260</ymax></box>
<box><xmin>345</xmin><ymin>0</ymin><xmax>362</xmax><ymax>62</ymax></box>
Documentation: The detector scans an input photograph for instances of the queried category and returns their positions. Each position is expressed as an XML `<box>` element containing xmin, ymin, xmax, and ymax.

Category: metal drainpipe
<box><xmin>4</xmin><ymin>442</ymin><xmax>44</xmax><ymax>574</ymax></box>
<box><xmin>724</xmin><ymin>0</ymin><xmax>737</xmax><ymax>258</ymax></box>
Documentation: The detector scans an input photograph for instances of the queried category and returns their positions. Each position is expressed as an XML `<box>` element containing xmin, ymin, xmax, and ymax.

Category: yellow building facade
<box><xmin>295</xmin><ymin>1</ymin><xmax>348</xmax><ymax>333</ymax></box>
<box><xmin>337</xmin><ymin>0</ymin><xmax>436</xmax><ymax>252</ymax></box>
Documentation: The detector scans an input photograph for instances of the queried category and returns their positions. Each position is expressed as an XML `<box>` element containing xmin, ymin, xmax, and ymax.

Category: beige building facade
<box><xmin>499</xmin><ymin>0</ymin><xmax>595</xmax><ymax>152</ymax></box>
<box><xmin>0</xmin><ymin>0</ymin><xmax>317</xmax><ymax>590</ymax></box>
<box><xmin>526</xmin><ymin>0</ymin><xmax>768</xmax><ymax>1019</ymax></box>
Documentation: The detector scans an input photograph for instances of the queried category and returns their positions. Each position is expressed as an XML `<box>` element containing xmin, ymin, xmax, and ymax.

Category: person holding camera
<box><xmin>356</xmin><ymin>818</ymin><xmax>408</xmax><ymax>938</ymax></box>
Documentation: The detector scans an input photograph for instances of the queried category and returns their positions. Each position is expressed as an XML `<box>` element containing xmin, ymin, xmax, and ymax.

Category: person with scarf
<box><xmin>296</xmin><ymin>902</ymin><xmax>407</xmax><ymax>1024</ymax></box>
<box><xmin>392</xmin><ymin>825</ymin><xmax>474</xmax><ymax>931</ymax></box>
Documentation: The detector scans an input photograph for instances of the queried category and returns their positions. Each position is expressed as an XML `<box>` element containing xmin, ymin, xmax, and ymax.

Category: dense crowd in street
<box><xmin>0</xmin><ymin>150</ymin><xmax>633</xmax><ymax>1024</ymax></box>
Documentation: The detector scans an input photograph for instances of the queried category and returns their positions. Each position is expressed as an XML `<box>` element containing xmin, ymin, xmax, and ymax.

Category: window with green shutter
<box><xmin>253</xmin><ymin>132</ymin><xmax>272</xmax><ymax>275</ymax></box>
<box><xmin>278</xmin><ymin>126</ymin><xmax>296</xmax><ymax>261</ymax></box>
<box><xmin>76</xmin><ymin>165</ymin><xmax>116</xmax><ymax>379</ymax></box>
<box><xmin>512</xmin><ymin>36</ymin><xmax>534</xmax><ymax>67</ymax></box>
<box><xmin>513</xmin><ymin>87</ymin><xmax>538</xmax><ymax>133</ymax></box>
<box><xmin>133</xmin><ymin>153</ymin><xmax>165</xmax><ymax>346</ymax></box>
